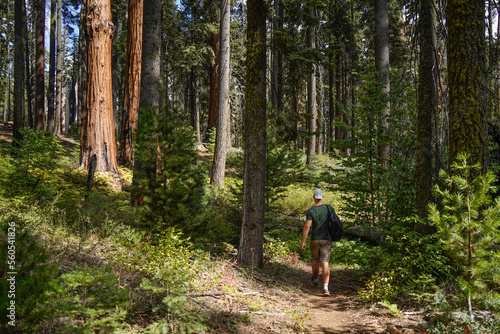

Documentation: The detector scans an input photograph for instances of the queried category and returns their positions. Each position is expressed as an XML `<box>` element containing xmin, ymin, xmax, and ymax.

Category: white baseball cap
<box><xmin>313</xmin><ymin>188</ymin><xmax>323</xmax><ymax>199</ymax></box>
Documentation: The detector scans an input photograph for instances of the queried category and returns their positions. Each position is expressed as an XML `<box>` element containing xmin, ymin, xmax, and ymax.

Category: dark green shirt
<box><xmin>306</xmin><ymin>204</ymin><xmax>329</xmax><ymax>240</ymax></box>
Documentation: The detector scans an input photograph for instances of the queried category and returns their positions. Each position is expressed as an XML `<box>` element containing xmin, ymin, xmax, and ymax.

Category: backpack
<box><xmin>326</xmin><ymin>205</ymin><xmax>343</xmax><ymax>241</ymax></box>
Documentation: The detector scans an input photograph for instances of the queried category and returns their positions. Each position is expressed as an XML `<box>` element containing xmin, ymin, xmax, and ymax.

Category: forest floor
<box><xmin>0</xmin><ymin>124</ymin><xmax>430</xmax><ymax>333</ymax></box>
<box><xmin>197</xmin><ymin>259</ymin><xmax>429</xmax><ymax>334</ymax></box>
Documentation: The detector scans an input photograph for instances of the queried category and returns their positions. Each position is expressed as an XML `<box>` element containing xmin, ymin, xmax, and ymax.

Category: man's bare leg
<box><xmin>312</xmin><ymin>259</ymin><xmax>320</xmax><ymax>279</ymax></box>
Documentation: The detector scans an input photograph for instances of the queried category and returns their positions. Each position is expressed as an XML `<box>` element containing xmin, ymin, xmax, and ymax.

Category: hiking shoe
<box><xmin>323</xmin><ymin>288</ymin><xmax>330</xmax><ymax>296</ymax></box>
<box><xmin>311</xmin><ymin>276</ymin><xmax>319</xmax><ymax>286</ymax></box>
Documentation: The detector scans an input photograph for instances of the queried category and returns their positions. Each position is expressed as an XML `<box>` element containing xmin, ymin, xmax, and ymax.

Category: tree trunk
<box><xmin>238</xmin><ymin>0</ymin><xmax>267</xmax><ymax>269</ymax></box>
<box><xmin>447</xmin><ymin>0</ymin><xmax>488</xmax><ymax>174</ymax></box>
<box><xmin>415</xmin><ymin>0</ymin><xmax>438</xmax><ymax>229</ymax></box>
<box><xmin>80</xmin><ymin>0</ymin><xmax>119</xmax><ymax>177</ymax></box>
<box><xmin>35</xmin><ymin>0</ymin><xmax>45</xmax><ymax>130</ymax></box>
<box><xmin>25</xmin><ymin>0</ymin><xmax>33</xmax><ymax>128</ymax></box>
<box><xmin>54</xmin><ymin>0</ymin><xmax>63</xmax><ymax>135</ymax></box>
<box><xmin>13</xmin><ymin>0</ymin><xmax>26</xmax><ymax>144</ymax></box>
<box><xmin>211</xmin><ymin>0</ymin><xmax>231</xmax><ymax>187</ymax></box>
<box><xmin>47</xmin><ymin>0</ymin><xmax>56</xmax><ymax>133</ymax></box>
<box><xmin>131</xmin><ymin>0</ymin><xmax>161</xmax><ymax>205</ymax></box>
<box><xmin>374</xmin><ymin>0</ymin><xmax>390</xmax><ymax>169</ymax></box>
<box><xmin>77</xmin><ymin>2</ymin><xmax>87</xmax><ymax>130</ymax></box>
<box><xmin>306</xmin><ymin>5</ymin><xmax>316</xmax><ymax>165</ymax></box>
<box><xmin>3</xmin><ymin>45</ymin><xmax>11</xmax><ymax>124</ymax></box>
<box><xmin>118</xmin><ymin>0</ymin><xmax>143</xmax><ymax>166</ymax></box>
<box><xmin>207</xmin><ymin>10</ymin><xmax>220</xmax><ymax>137</ymax></box>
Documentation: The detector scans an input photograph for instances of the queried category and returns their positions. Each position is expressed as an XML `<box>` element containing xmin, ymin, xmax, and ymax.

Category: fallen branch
<box><xmin>188</xmin><ymin>291</ymin><xmax>229</xmax><ymax>298</ymax></box>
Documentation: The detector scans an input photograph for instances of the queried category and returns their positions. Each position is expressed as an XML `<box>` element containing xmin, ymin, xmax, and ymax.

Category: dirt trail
<box><xmin>296</xmin><ymin>263</ymin><xmax>426</xmax><ymax>333</ymax></box>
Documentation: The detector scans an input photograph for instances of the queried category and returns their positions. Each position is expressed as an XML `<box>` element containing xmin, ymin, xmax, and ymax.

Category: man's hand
<box><xmin>301</xmin><ymin>242</ymin><xmax>306</xmax><ymax>252</ymax></box>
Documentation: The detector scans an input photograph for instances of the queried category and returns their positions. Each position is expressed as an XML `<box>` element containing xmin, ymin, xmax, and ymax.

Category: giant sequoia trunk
<box><xmin>80</xmin><ymin>0</ymin><xmax>119</xmax><ymax>176</ymax></box>
<box><xmin>238</xmin><ymin>0</ymin><xmax>267</xmax><ymax>269</ymax></box>
<box><xmin>447</xmin><ymin>0</ymin><xmax>488</xmax><ymax>174</ymax></box>
<box><xmin>118</xmin><ymin>0</ymin><xmax>143</xmax><ymax>166</ymax></box>
<box><xmin>415</xmin><ymin>0</ymin><xmax>438</xmax><ymax>229</ymax></box>
<box><xmin>211</xmin><ymin>0</ymin><xmax>231</xmax><ymax>187</ymax></box>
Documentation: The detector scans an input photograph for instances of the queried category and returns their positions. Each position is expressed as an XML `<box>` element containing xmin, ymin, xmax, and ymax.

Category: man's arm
<box><xmin>301</xmin><ymin>220</ymin><xmax>312</xmax><ymax>251</ymax></box>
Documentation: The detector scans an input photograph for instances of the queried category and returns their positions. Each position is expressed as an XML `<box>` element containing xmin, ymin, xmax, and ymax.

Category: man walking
<box><xmin>301</xmin><ymin>188</ymin><xmax>331</xmax><ymax>296</ymax></box>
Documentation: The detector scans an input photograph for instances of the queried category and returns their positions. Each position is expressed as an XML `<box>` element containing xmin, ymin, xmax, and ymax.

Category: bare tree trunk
<box><xmin>211</xmin><ymin>0</ymin><xmax>231</xmax><ymax>187</ymax></box>
<box><xmin>238</xmin><ymin>0</ymin><xmax>267</xmax><ymax>269</ymax></box>
<box><xmin>207</xmin><ymin>11</ymin><xmax>220</xmax><ymax>138</ymax></box>
<box><xmin>118</xmin><ymin>0</ymin><xmax>143</xmax><ymax>166</ymax></box>
<box><xmin>14</xmin><ymin>0</ymin><xmax>26</xmax><ymax>144</ymax></box>
<box><xmin>3</xmin><ymin>45</ymin><xmax>11</xmax><ymax>124</ymax></box>
<box><xmin>415</xmin><ymin>0</ymin><xmax>438</xmax><ymax>229</ymax></box>
<box><xmin>306</xmin><ymin>5</ymin><xmax>316</xmax><ymax>165</ymax></box>
<box><xmin>35</xmin><ymin>0</ymin><xmax>45</xmax><ymax>130</ymax></box>
<box><xmin>131</xmin><ymin>0</ymin><xmax>161</xmax><ymax>205</ymax></box>
<box><xmin>374</xmin><ymin>0</ymin><xmax>390</xmax><ymax>169</ymax></box>
<box><xmin>47</xmin><ymin>0</ymin><xmax>56</xmax><ymax>133</ymax></box>
<box><xmin>80</xmin><ymin>0</ymin><xmax>119</xmax><ymax>177</ymax></box>
<box><xmin>54</xmin><ymin>0</ymin><xmax>63</xmax><ymax>135</ymax></box>
<box><xmin>25</xmin><ymin>0</ymin><xmax>34</xmax><ymax>128</ymax></box>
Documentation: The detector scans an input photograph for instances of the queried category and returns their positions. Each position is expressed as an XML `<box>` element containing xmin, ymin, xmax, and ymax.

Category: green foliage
<box><xmin>137</xmin><ymin>228</ymin><xmax>207</xmax><ymax>332</ymax></box>
<box><xmin>266</xmin><ymin>142</ymin><xmax>306</xmax><ymax>206</ymax></box>
<box><xmin>358</xmin><ymin>273</ymin><xmax>398</xmax><ymax>303</ymax></box>
<box><xmin>134</xmin><ymin>108</ymin><xmax>208</xmax><ymax>230</ymax></box>
<box><xmin>3</xmin><ymin>128</ymin><xmax>64</xmax><ymax>196</ymax></box>
<box><xmin>381</xmin><ymin>224</ymin><xmax>452</xmax><ymax>292</ymax></box>
<box><xmin>0</xmin><ymin>222</ymin><xmax>59</xmax><ymax>333</ymax></box>
<box><xmin>427</xmin><ymin>312</ymin><xmax>500</xmax><ymax>334</ymax></box>
<box><xmin>330</xmin><ymin>238</ymin><xmax>377</xmax><ymax>268</ymax></box>
<box><xmin>50</xmin><ymin>265</ymin><xmax>130</xmax><ymax>333</ymax></box>
<box><xmin>207</xmin><ymin>127</ymin><xmax>217</xmax><ymax>154</ymax></box>
<box><xmin>332</xmin><ymin>70</ymin><xmax>416</xmax><ymax>228</ymax></box>
<box><xmin>428</xmin><ymin>153</ymin><xmax>500</xmax><ymax>313</ymax></box>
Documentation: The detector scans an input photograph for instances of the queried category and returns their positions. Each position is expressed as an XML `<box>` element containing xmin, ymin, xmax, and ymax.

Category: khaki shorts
<box><xmin>310</xmin><ymin>240</ymin><xmax>331</xmax><ymax>262</ymax></box>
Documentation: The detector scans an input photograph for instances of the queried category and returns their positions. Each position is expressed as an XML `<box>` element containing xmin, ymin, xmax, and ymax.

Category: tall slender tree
<box><xmin>47</xmin><ymin>0</ymin><xmax>56</xmax><ymax>133</ymax></box>
<box><xmin>35</xmin><ymin>0</ymin><xmax>45</xmax><ymax>130</ymax></box>
<box><xmin>80</xmin><ymin>0</ymin><xmax>119</xmax><ymax>176</ymax></box>
<box><xmin>211</xmin><ymin>0</ymin><xmax>230</xmax><ymax>186</ymax></box>
<box><xmin>13</xmin><ymin>0</ymin><xmax>26</xmax><ymax>144</ymax></box>
<box><xmin>415</xmin><ymin>0</ymin><xmax>438</xmax><ymax>227</ymax></box>
<box><xmin>306</xmin><ymin>4</ymin><xmax>317</xmax><ymax>164</ymax></box>
<box><xmin>238</xmin><ymin>0</ymin><xmax>267</xmax><ymax>269</ymax></box>
<box><xmin>374</xmin><ymin>0</ymin><xmax>390</xmax><ymax>169</ymax></box>
<box><xmin>54</xmin><ymin>0</ymin><xmax>65</xmax><ymax>135</ymax></box>
<box><xmin>118</xmin><ymin>0</ymin><xmax>143</xmax><ymax>166</ymax></box>
<box><xmin>131</xmin><ymin>0</ymin><xmax>161</xmax><ymax>205</ymax></box>
<box><xmin>207</xmin><ymin>5</ymin><xmax>220</xmax><ymax>137</ymax></box>
<box><xmin>54</xmin><ymin>0</ymin><xmax>63</xmax><ymax>135</ymax></box>
<box><xmin>447</xmin><ymin>0</ymin><xmax>488</xmax><ymax>174</ymax></box>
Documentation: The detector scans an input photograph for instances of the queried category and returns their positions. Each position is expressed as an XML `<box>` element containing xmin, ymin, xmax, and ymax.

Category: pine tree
<box><xmin>429</xmin><ymin>153</ymin><xmax>500</xmax><ymax>317</ymax></box>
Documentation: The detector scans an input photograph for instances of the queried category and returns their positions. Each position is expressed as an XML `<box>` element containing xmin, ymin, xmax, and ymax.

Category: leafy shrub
<box><xmin>358</xmin><ymin>273</ymin><xmax>398</xmax><ymax>303</ymax></box>
<box><xmin>330</xmin><ymin>238</ymin><xmax>376</xmax><ymax>268</ymax></box>
<box><xmin>381</xmin><ymin>224</ymin><xmax>452</xmax><ymax>292</ymax></box>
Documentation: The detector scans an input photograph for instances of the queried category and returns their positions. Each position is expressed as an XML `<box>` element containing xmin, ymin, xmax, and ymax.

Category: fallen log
<box><xmin>343</xmin><ymin>225</ymin><xmax>385</xmax><ymax>245</ymax></box>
